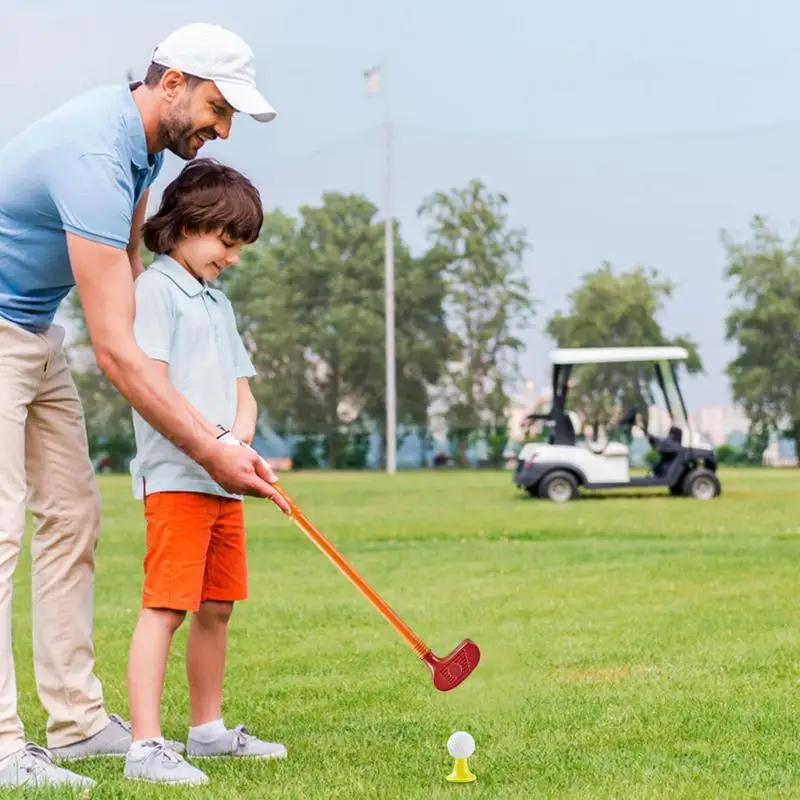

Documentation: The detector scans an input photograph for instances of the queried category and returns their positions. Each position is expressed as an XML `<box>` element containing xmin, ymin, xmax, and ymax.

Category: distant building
<box><xmin>687</xmin><ymin>404</ymin><xmax>750</xmax><ymax>447</ymax></box>
<box><xmin>762</xmin><ymin>434</ymin><xmax>799</xmax><ymax>467</ymax></box>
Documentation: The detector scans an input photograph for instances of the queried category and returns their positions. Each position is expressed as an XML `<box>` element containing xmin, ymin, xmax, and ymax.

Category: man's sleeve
<box><xmin>50</xmin><ymin>153</ymin><xmax>134</xmax><ymax>249</ymax></box>
<box><xmin>133</xmin><ymin>275</ymin><xmax>175</xmax><ymax>363</ymax></box>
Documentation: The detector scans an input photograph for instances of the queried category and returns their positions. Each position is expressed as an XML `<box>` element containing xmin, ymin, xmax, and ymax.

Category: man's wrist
<box><xmin>218</xmin><ymin>431</ymin><xmax>242</xmax><ymax>447</ymax></box>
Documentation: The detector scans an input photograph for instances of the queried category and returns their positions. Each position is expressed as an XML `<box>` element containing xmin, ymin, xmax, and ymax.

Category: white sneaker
<box><xmin>187</xmin><ymin>724</ymin><xmax>287</xmax><ymax>759</ymax></box>
<box><xmin>124</xmin><ymin>739</ymin><xmax>208</xmax><ymax>785</ymax></box>
<box><xmin>0</xmin><ymin>743</ymin><xmax>95</xmax><ymax>788</ymax></box>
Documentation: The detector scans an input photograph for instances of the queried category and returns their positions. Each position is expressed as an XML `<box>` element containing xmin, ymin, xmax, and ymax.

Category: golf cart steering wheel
<box><xmin>522</xmin><ymin>412</ymin><xmax>551</xmax><ymax>433</ymax></box>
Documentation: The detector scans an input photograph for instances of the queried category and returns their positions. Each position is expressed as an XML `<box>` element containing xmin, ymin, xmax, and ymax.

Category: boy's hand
<box><xmin>201</xmin><ymin>442</ymin><xmax>289</xmax><ymax>512</ymax></box>
<box><xmin>217</xmin><ymin>430</ymin><xmax>282</xmax><ymax>493</ymax></box>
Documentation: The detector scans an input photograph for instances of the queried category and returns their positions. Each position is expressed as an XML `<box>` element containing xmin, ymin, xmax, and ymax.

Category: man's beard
<box><xmin>157</xmin><ymin>108</ymin><xmax>216</xmax><ymax>160</ymax></box>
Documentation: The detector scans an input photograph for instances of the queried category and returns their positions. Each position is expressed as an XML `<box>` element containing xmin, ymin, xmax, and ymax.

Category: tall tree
<box><xmin>545</xmin><ymin>263</ymin><xmax>702</xmax><ymax>438</ymax></box>
<box><xmin>223</xmin><ymin>193</ymin><xmax>449</xmax><ymax>466</ymax></box>
<box><xmin>418</xmin><ymin>180</ymin><xmax>535</xmax><ymax>462</ymax></box>
<box><xmin>722</xmin><ymin>215</ymin><xmax>800</xmax><ymax>462</ymax></box>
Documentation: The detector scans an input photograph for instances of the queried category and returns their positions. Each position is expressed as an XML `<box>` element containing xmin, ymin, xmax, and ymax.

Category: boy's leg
<box><xmin>131</xmin><ymin>491</ymin><xmax>216</xmax><ymax>741</ymax></box>
<box><xmin>125</xmin><ymin>492</ymin><xmax>215</xmax><ymax>786</ymax></box>
<box><xmin>186</xmin><ymin>601</ymin><xmax>234</xmax><ymax>728</ymax></box>
<box><xmin>186</xmin><ymin>500</ymin><xmax>286</xmax><ymax>760</ymax></box>
<box><xmin>187</xmin><ymin>498</ymin><xmax>246</xmax><ymax>730</ymax></box>
<box><xmin>128</xmin><ymin>608</ymin><xmax>186</xmax><ymax>741</ymax></box>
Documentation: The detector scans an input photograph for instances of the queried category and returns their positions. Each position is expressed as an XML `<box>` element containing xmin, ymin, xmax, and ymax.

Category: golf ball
<box><xmin>447</xmin><ymin>731</ymin><xmax>475</xmax><ymax>759</ymax></box>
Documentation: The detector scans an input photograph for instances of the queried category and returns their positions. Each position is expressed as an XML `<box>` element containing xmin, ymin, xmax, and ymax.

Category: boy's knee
<box><xmin>143</xmin><ymin>607</ymin><xmax>187</xmax><ymax>633</ymax></box>
<box><xmin>197</xmin><ymin>600</ymin><xmax>234</xmax><ymax>626</ymax></box>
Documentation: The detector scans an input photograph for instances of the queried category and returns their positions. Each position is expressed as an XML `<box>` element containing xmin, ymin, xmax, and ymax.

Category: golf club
<box><xmin>270</xmin><ymin>482</ymin><xmax>480</xmax><ymax>692</ymax></box>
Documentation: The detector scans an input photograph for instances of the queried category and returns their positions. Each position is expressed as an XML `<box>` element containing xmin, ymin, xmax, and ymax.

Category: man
<box><xmin>0</xmin><ymin>22</ymin><xmax>286</xmax><ymax>788</ymax></box>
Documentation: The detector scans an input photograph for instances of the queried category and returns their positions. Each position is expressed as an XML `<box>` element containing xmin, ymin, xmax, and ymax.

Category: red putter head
<box><xmin>421</xmin><ymin>639</ymin><xmax>481</xmax><ymax>691</ymax></box>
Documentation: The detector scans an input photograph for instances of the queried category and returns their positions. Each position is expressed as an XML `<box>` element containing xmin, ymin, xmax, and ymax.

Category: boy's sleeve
<box><xmin>50</xmin><ymin>153</ymin><xmax>134</xmax><ymax>249</ymax></box>
<box><xmin>222</xmin><ymin>298</ymin><xmax>256</xmax><ymax>378</ymax></box>
<box><xmin>133</xmin><ymin>274</ymin><xmax>175</xmax><ymax>362</ymax></box>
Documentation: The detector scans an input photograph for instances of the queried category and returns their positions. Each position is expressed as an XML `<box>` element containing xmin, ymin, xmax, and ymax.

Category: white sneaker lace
<box><xmin>111</xmin><ymin>715</ymin><xmax>181</xmax><ymax>750</ymax></box>
<box><xmin>19</xmin><ymin>744</ymin><xmax>56</xmax><ymax>780</ymax></box>
<box><xmin>231</xmin><ymin>725</ymin><xmax>256</xmax><ymax>752</ymax></box>
<box><xmin>143</xmin><ymin>740</ymin><xmax>183</xmax><ymax>765</ymax></box>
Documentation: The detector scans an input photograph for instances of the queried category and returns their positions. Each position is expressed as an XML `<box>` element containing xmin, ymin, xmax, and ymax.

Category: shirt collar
<box><xmin>124</xmin><ymin>83</ymin><xmax>154</xmax><ymax>171</ymax></box>
<box><xmin>149</xmin><ymin>256</ymin><xmax>217</xmax><ymax>300</ymax></box>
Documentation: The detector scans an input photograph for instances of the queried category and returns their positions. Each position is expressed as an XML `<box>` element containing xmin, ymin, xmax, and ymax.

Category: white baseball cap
<box><xmin>152</xmin><ymin>23</ymin><xmax>276</xmax><ymax>123</ymax></box>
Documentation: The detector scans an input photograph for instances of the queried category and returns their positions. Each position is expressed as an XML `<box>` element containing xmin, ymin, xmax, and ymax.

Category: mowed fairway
<box><xmin>6</xmin><ymin>469</ymin><xmax>800</xmax><ymax>799</ymax></box>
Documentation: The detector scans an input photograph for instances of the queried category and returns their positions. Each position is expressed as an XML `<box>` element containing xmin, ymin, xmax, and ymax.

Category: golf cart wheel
<box><xmin>538</xmin><ymin>470</ymin><xmax>578</xmax><ymax>503</ymax></box>
<box><xmin>681</xmin><ymin>468</ymin><xmax>720</xmax><ymax>501</ymax></box>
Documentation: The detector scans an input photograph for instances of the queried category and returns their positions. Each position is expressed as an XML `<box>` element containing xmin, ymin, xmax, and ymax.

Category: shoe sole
<box><xmin>53</xmin><ymin>747</ymin><xmax>185</xmax><ymax>761</ymax></box>
<box><xmin>0</xmin><ymin>783</ymin><xmax>96</xmax><ymax>789</ymax></box>
<box><xmin>188</xmin><ymin>751</ymin><xmax>288</xmax><ymax>760</ymax></box>
<box><xmin>124</xmin><ymin>776</ymin><xmax>208</xmax><ymax>786</ymax></box>
<box><xmin>51</xmin><ymin>753</ymin><xmax>127</xmax><ymax>760</ymax></box>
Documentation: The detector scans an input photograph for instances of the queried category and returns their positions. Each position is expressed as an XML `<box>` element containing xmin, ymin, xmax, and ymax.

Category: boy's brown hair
<box><xmin>142</xmin><ymin>158</ymin><xmax>263</xmax><ymax>254</ymax></box>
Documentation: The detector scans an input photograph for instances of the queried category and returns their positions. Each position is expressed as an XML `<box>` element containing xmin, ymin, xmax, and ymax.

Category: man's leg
<box><xmin>0</xmin><ymin>320</ymin><xmax>45</xmax><ymax>759</ymax></box>
<box><xmin>24</xmin><ymin>325</ymin><xmax>108</xmax><ymax>748</ymax></box>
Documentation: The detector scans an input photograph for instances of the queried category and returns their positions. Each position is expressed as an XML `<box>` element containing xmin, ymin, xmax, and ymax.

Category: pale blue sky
<box><xmin>4</xmin><ymin>0</ymin><xmax>800</xmax><ymax>409</ymax></box>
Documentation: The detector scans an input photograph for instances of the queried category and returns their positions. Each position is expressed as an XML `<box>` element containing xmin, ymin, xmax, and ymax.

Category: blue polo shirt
<box><xmin>129</xmin><ymin>256</ymin><xmax>257</xmax><ymax>500</ymax></box>
<box><xmin>0</xmin><ymin>84</ymin><xmax>164</xmax><ymax>332</ymax></box>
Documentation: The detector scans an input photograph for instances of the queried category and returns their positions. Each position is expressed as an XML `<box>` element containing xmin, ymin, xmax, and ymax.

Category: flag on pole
<box><xmin>364</xmin><ymin>65</ymin><xmax>381</xmax><ymax>94</ymax></box>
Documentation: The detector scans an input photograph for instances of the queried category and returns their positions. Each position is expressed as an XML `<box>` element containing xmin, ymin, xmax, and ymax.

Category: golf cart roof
<box><xmin>550</xmin><ymin>346</ymin><xmax>689</xmax><ymax>366</ymax></box>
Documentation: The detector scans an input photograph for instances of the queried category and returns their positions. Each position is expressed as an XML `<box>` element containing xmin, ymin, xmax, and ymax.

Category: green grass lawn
<box><xmin>6</xmin><ymin>468</ymin><xmax>800</xmax><ymax>798</ymax></box>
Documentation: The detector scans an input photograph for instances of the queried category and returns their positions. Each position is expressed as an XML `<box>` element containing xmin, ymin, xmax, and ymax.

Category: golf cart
<box><xmin>513</xmin><ymin>347</ymin><xmax>721</xmax><ymax>502</ymax></box>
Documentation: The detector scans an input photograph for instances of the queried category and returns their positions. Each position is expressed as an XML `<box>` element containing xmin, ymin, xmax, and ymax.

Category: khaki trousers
<box><xmin>0</xmin><ymin>317</ymin><xmax>108</xmax><ymax>757</ymax></box>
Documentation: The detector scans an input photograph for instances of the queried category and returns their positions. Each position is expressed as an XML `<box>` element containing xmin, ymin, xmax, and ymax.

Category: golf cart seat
<box><xmin>649</xmin><ymin>425</ymin><xmax>683</xmax><ymax>477</ymax></box>
<box><xmin>549</xmin><ymin>410</ymin><xmax>576</xmax><ymax>446</ymax></box>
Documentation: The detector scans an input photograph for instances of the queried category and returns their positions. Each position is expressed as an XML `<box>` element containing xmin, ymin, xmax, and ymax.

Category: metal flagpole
<box><xmin>384</xmin><ymin>111</ymin><xmax>396</xmax><ymax>475</ymax></box>
<box><xmin>365</xmin><ymin>62</ymin><xmax>396</xmax><ymax>474</ymax></box>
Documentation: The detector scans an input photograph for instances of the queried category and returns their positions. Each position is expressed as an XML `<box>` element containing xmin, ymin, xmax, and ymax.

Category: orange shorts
<box><xmin>141</xmin><ymin>491</ymin><xmax>248</xmax><ymax>612</ymax></box>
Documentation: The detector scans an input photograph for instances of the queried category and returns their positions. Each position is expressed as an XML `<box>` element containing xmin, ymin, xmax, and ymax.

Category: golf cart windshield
<box><xmin>533</xmin><ymin>347</ymin><xmax>692</xmax><ymax>445</ymax></box>
<box><xmin>654</xmin><ymin>360</ymin><xmax>689</xmax><ymax>430</ymax></box>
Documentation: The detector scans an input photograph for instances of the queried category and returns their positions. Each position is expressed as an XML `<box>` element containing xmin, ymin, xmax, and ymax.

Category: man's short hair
<box><xmin>142</xmin><ymin>158</ymin><xmax>263</xmax><ymax>254</ymax></box>
<box><xmin>143</xmin><ymin>62</ymin><xmax>203</xmax><ymax>89</ymax></box>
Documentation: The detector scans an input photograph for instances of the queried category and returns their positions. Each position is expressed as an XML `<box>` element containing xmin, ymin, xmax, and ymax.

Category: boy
<box><xmin>124</xmin><ymin>159</ymin><xmax>287</xmax><ymax>786</ymax></box>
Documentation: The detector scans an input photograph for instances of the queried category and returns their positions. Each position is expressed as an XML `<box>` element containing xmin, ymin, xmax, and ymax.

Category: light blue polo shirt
<box><xmin>0</xmin><ymin>84</ymin><xmax>164</xmax><ymax>332</ymax></box>
<box><xmin>129</xmin><ymin>256</ymin><xmax>256</xmax><ymax>500</ymax></box>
